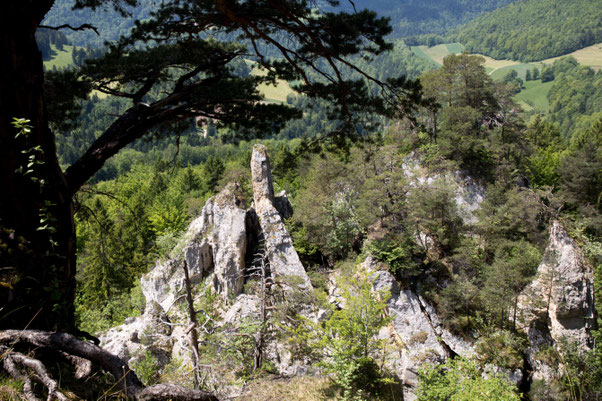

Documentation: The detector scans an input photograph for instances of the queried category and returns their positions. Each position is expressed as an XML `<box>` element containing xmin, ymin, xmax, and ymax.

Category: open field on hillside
<box><xmin>481</xmin><ymin>57</ymin><xmax>524</xmax><ymax>76</ymax></box>
<box><xmin>514</xmin><ymin>80</ymin><xmax>554</xmax><ymax>113</ymax></box>
<box><xmin>411</xmin><ymin>46</ymin><xmax>440</xmax><ymax>65</ymax></box>
<box><xmin>445</xmin><ymin>43</ymin><xmax>465</xmax><ymax>54</ymax></box>
<box><xmin>412</xmin><ymin>43</ymin><xmax>525</xmax><ymax>74</ymax></box>
<box><xmin>490</xmin><ymin>62</ymin><xmax>545</xmax><ymax>81</ymax></box>
<box><xmin>411</xmin><ymin>43</ymin><xmax>466</xmax><ymax>65</ymax></box>
<box><xmin>43</xmin><ymin>50</ymin><xmax>294</xmax><ymax>103</ymax></box>
<box><xmin>256</xmin><ymin>79</ymin><xmax>294</xmax><ymax>103</ymax></box>
<box><xmin>411</xmin><ymin>42</ymin><xmax>602</xmax><ymax>75</ymax></box>
<box><xmin>43</xmin><ymin>45</ymin><xmax>111</xmax><ymax>99</ymax></box>
<box><xmin>420</xmin><ymin>44</ymin><xmax>453</xmax><ymax>64</ymax></box>
<box><xmin>410</xmin><ymin>43</ymin><xmax>561</xmax><ymax>114</ymax></box>
<box><xmin>43</xmin><ymin>44</ymin><xmax>76</xmax><ymax>70</ymax></box>
<box><xmin>250</xmin><ymin>63</ymin><xmax>295</xmax><ymax>103</ymax></box>
<box><xmin>542</xmin><ymin>42</ymin><xmax>602</xmax><ymax>70</ymax></box>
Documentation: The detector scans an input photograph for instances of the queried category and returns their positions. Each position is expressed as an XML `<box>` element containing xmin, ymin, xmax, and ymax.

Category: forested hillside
<box><xmin>42</xmin><ymin>0</ymin><xmax>156</xmax><ymax>47</ymax></box>
<box><xmin>44</xmin><ymin>0</ymin><xmax>515</xmax><ymax>46</ymax></box>
<box><xmin>335</xmin><ymin>0</ymin><xmax>516</xmax><ymax>38</ymax></box>
<box><xmin>546</xmin><ymin>57</ymin><xmax>602</xmax><ymax>136</ymax></box>
<box><xmin>51</xmin><ymin>40</ymin><xmax>435</xmax><ymax>172</ymax></box>
<box><xmin>453</xmin><ymin>0</ymin><xmax>602</xmax><ymax>61</ymax></box>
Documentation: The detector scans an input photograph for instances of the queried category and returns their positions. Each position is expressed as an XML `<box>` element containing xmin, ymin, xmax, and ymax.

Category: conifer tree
<box><xmin>0</xmin><ymin>0</ymin><xmax>424</xmax><ymax>330</ymax></box>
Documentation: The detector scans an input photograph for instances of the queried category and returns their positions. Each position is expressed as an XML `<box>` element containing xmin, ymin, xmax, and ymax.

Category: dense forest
<box><xmin>546</xmin><ymin>58</ymin><xmax>602</xmax><ymax>136</ymax></box>
<box><xmin>453</xmin><ymin>0</ymin><xmax>602</xmax><ymax>61</ymax></box>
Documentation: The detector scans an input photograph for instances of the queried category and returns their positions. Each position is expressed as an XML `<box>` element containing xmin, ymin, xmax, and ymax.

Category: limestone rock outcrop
<box><xmin>100</xmin><ymin>147</ymin><xmax>312</xmax><ymax>377</ymax></box>
<box><xmin>100</xmin><ymin>300</ymin><xmax>174</xmax><ymax>368</ymax></box>
<box><xmin>366</xmin><ymin>257</ymin><xmax>474</xmax><ymax>400</ymax></box>
<box><xmin>98</xmin><ymin>146</ymin><xmax>598</xmax><ymax>399</ymax></box>
<box><xmin>101</xmin><ymin>183</ymin><xmax>250</xmax><ymax>367</ymax></box>
<box><xmin>518</xmin><ymin>221</ymin><xmax>596</xmax><ymax>382</ymax></box>
<box><xmin>402</xmin><ymin>156</ymin><xmax>485</xmax><ymax>225</ymax></box>
<box><xmin>365</xmin><ymin>220</ymin><xmax>596</xmax><ymax>399</ymax></box>
<box><xmin>142</xmin><ymin>182</ymin><xmax>248</xmax><ymax>311</ymax></box>
<box><xmin>250</xmin><ymin>144</ymin><xmax>312</xmax><ymax>291</ymax></box>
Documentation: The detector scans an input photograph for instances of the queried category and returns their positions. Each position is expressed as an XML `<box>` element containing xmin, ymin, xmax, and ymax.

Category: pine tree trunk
<box><xmin>0</xmin><ymin>1</ymin><xmax>76</xmax><ymax>331</ymax></box>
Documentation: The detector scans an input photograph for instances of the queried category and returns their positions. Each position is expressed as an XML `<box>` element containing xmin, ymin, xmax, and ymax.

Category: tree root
<box><xmin>0</xmin><ymin>330</ymin><xmax>218</xmax><ymax>401</ymax></box>
<box><xmin>1</xmin><ymin>346</ymin><xmax>70</xmax><ymax>401</ymax></box>
<box><xmin>2</xmin><ymin>350</ymin><xmax>38</xmax><ymax>401</ymax></box>
<box><xmin>58</xmin><ymin>351</ymin><xmax>93</xmax><ymax>380</ymax></box>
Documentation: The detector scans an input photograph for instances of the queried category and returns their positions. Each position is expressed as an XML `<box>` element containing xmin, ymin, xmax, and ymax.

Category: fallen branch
<box><xmin>0</xmin><ymin>330</ymin><xmax>218</xmax><ymax>401</ymax></box>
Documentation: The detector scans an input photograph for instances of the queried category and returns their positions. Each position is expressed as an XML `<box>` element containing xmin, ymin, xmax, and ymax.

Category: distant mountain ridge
<box><xmin>42</xmin><ymin>0</ymin><xmax>156</xmax><ymax>48</ymax></box>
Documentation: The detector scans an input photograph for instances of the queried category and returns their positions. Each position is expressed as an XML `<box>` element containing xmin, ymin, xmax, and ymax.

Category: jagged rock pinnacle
<box><xmin>251</xmin><ymin>144</ymin><xmax>312</xmax><ymax>291</ymax></box>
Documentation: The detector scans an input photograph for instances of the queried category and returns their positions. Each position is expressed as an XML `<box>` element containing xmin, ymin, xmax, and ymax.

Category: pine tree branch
<box><xmin>38</xmin><ymin>23</ymin><xmax>100</xmax><ymax>35</ymax></box>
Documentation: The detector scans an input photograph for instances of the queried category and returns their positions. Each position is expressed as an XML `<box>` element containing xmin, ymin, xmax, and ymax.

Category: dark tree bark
<box><xmin>0</xmin><ymin>1</ymin><xmax>76</xmax><ymax>331</ymax></box>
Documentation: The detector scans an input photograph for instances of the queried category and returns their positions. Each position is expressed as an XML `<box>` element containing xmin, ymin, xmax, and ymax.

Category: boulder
<box><xmin>99</xmin><ymin>300</ymin><xmax>173</xmax><ymax>367</ymax></box>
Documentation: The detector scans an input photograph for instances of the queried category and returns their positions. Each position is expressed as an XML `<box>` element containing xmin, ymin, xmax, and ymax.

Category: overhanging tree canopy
<box><xmin>0</xmin><ymin>0</ymin><xmax>424</xmax><ymax>331</ymax></box>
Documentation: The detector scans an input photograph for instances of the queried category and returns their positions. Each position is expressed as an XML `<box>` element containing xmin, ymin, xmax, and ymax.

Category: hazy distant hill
<box><xmin>453</xmin><ymin>0</ymin><xmax>602</xmax><ymax>61</ymax></box>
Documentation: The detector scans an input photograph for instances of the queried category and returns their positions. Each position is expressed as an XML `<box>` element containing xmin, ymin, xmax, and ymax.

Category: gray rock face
<box><xmin>251</xmin><ymin>144</ymin><xmax>312</xmax><ymax>291</ymax></box>
<box><xmin>518</xmin><ymin>221</ymin><xmax>596</xmax><ymax>382</ymax></box>
<box><xmin>364</xmin><ymin>221</ymin><xmax>596</xmax><ymax>398</ymax></box>
<box><xmin>102</xmin><ymin>183</ymin><xmax>249</xmax><ymax>368</ymax></box>
<box><xmin>366</xmin><ymin>258</ymin><xmax>474</xmax><ymax>400</ymax></box>
<box><xmin>142</xmin><ymin>182</ymin><xmax>248</xmax><ymax>310</ymax></box>
<box><xmin>402</xmin><ymin>156</ymin><xmax>485</xmax><ymax>225</ymax></box>
<box><xmin>100</xmin><ymin>300</ymin><xmax>174</xmax><ymax>367</ymax></box>
<box><xmin>222</xmin><ymin>294</ymin><xmax>261</xmax><ymax>326</ymax></box>
<box><xmin>417</xmin><ymin>295</ymin><xmax>475</xmax><ymax>358</ymax></box>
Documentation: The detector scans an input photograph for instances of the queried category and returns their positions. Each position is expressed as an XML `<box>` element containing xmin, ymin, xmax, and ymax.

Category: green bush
<box><xmin>475</xmin><ymin>330</ymin><xmax>528</xmax><ymax>370</ymax></box>
<box><xmin>131</xmin><ymin>349</ymin><xmax>160</xmax><ymax>386</ymax></box>
<box><xmin>291</xmin><ymin>265</ymin><xmax>392</xmax><ymax>400</ymax></box>
<box><xmin>417</xmin><ymin>357</ymin><xmax>521</xmax><ymax>401</ymax></box>
<box><xmin>365</xmin><ymin>235</ymin><xmax>420</xmax><ymax>277</ymax></box>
